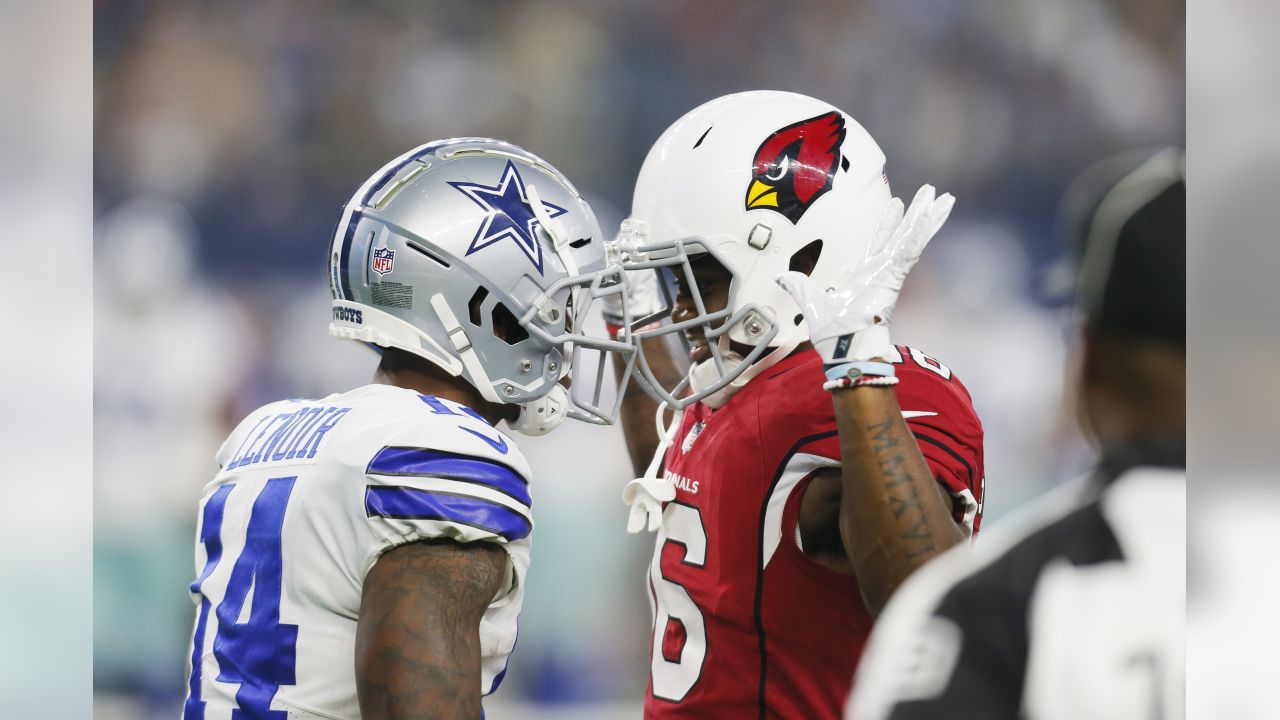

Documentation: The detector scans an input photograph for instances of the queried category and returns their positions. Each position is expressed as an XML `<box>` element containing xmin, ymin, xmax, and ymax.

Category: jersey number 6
<box><xmin>649</xmin><ymin>502</ymin><xmax>707</xmax><ymax>702</ymax></box>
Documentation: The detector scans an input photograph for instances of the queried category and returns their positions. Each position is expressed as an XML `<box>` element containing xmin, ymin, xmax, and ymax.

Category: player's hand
<box><xmin>601</xmin><ymin>267</ymin><xmax>665</xmax><ymax>337</ymax></box>
<box><xmin>777</xmin><ymin>185</ymin><xmax>954</xmax><ymax>364</ymax></box>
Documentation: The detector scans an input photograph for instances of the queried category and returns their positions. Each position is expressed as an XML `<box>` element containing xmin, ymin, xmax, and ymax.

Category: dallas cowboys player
<box><xmin>181</xmin><ymin>138</ymin><xmax>633</xmax><ymax>720</ymax></box>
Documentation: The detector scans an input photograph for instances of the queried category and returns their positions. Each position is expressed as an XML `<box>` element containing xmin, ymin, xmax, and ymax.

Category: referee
<box><xmin>846</xmin><ymin>148</ymin><xmax>1186</xmax><ymax>720</ymax></box>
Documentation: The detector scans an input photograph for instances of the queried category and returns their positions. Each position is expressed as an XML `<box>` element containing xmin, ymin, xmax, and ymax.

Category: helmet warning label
<box><xmin>371</xmin><ymin>281</ymin><xmax>413</xmax><ymax>309</ymax></box>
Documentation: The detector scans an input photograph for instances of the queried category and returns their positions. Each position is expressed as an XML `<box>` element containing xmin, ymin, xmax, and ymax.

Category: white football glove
<box><xmin>600</xmin><ymin>267</ymin><xmax>665</xmax><ymax>334</ymax></box>
<box><xmin>777</xmin><ymin>185</ymin><xmax>954</xmax><ymax>365</ymax></box>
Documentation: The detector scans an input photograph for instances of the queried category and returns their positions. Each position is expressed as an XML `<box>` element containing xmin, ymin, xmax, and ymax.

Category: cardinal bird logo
<box><xmin>745</xmin><ymin>111</ymin><xmax>846</xmax><ymax>223</ymax></box>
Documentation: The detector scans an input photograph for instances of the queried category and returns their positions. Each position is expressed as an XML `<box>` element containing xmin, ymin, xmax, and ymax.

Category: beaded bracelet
<box><xmin>822</xmin><ymin>375</ymin><xmax>900</xmax><ymax>392</ymax></box>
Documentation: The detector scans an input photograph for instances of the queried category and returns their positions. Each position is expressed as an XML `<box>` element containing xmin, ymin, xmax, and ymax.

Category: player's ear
<box><xmin>1076</xmin><ymin>322</ymin><xmax>1113</xmax><ymax>446</ymax></box>
<box><xmin>788</xmin><ymin>239</ymin><xmax>823</xmax><ymax>276</ymax></box>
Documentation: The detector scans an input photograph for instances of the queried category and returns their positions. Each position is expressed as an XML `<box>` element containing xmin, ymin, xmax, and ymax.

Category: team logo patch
<box><xmin>371</xmin><ymin>245</ymin><xmax>395</xmax><ymax>276</ymax></box>
<box><xmin>449</xmin><ymin>160</ymin><xmax>568</xmax><ymax>275</ymax></box>
<box><xmin>745</xmin><ymin>111</ymin><xmax>846</xmax><ymax>224</ymax></box>
<box><xmin>681</xmin><ymin>420</ymin><xmax>706</xmax><ymax>455</ymax></box>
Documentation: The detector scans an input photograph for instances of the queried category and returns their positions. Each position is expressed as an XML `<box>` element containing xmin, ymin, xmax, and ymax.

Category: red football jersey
<box><xmin>643</xmin><ymin>346</ymin><xmax>984</xmax><ymax>719</ymax></box>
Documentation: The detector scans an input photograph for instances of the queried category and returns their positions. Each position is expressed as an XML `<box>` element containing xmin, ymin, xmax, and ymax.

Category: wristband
<box><xmin>822</xmin><ymin>375</ymin><xmax>900</xmax><ymax>392</ymax></box>
<box><xmin>823</xmin><ymin>361</ymin><xmax>896</xmax><ymax>382</ymax></box>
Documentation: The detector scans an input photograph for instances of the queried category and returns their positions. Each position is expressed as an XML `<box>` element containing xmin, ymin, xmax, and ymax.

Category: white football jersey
<box><xmin>182</xmin><ymin>384</ymin><xmax>532</xmax><ymax>720</ymax></box>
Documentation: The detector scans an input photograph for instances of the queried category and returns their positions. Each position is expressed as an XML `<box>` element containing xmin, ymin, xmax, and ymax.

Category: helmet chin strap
<box><xmin>527</xmin><ymin>182</ymin><xmax>579</xmax><ymax>275</ymax></box>
<box><xmin>528</xmin><ymin>181</ymin><xmax>581</xmax><ymax>359</ymax></box>
<box><xmin>688</xmin><ymin>323</ymin><xmax>806</xmax><ymax>409</ymax></box>
<box><xmin>430</xmin><ymin>293</ymin><xmax>503</xmax><ymax>404</ymax></box>
<box><xmin>621</xmin><ymin>398</ymin><xmax>684</xmax><ymax>533</ymax></box>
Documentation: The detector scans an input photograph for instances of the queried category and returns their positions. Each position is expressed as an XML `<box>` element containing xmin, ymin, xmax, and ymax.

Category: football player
<box><xmin>181</xmin><ymin>138</ymin><xmax>634</xmax><ymax>720</ymax></box>
<box><xmin>605</xmin><ymin>91</ymin><xmax>986</xmax><ymax>718</ymax></box>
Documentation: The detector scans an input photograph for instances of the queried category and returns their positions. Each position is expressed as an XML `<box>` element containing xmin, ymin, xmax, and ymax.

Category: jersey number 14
<box><xmin>185</xmin><ymin>476</ymin><xmax>299</xmax><ymax>720</ymax></box>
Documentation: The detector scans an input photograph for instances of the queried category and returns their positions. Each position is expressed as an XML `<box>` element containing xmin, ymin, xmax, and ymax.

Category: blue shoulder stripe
<box><xmin>365</xmin><ymin>487</ymin><xmax>532</xmax><ymax>541</ymax></box>
<box><xmin>367</xmin><ymin>447</ymin><xmax>530</xmax><ymax>506</ymax></box>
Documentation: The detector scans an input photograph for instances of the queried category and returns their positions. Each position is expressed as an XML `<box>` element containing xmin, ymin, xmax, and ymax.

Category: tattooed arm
<box><xmin>779</xmin><ymin>185</ymin><xmax>964</xmax><ymax>617</ymax></box>
<box><xmin>356</xmin><ymin>539</ymin><xmax>505</xmax><ymax>720</ymax></box>
<box><xmin>828</xmin><ymin>386</ymin><xmax>963</xmax><ymax>617</ymax></box>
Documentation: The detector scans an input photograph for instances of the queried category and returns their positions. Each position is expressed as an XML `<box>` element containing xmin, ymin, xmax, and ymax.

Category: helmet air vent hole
<box><xmin>693</xmin><ymin>126</ymin><xmax>712</xmax><ymax>149</ymax></box>
<box><xmin>569</xmin><ymin>237</ymin><xmax>591</xmax><ymax>248</ymax></box>
<box><xmin>840</xmin><ymin>156</ymin><xmax>850</xmax><ymax>172</ymax></box>
<box><xmin>789</xmin><ymin>239</ymin><xmax>824</xmax><ymax>275</ymax></box>
<box><xmin>491</xmin><ymin>302</ymin><xmax>530</xmax><ymax>346</ymax></box>
<box><xmin>404</xmin><ymin>239</ymin><xmax>451</xmax><ymax>268</ymax></box>
<box><xmin>468</xmin><ymin>287</ymin><xmax>488</xmax><ymax>327</ymax></box>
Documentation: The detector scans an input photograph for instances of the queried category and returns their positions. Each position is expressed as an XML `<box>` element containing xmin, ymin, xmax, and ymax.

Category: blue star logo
<box><xmin>449</xmin><ymin>160</ymin><xmax>568</xmax><ymax>274</ymax></box>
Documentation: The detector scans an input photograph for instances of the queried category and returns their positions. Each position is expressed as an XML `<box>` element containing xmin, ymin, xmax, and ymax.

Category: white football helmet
<box><xmin>329</xmin><ymin>138</ymin><xmax>636</xmax><ymax>434</ymax></box>
<box><xmin>612</xmin><ymin>90</ymin><xmax>894</xmax><ymax>408</ymax></box>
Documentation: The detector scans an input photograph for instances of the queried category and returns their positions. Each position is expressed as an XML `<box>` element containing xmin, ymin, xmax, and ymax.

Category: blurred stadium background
<box><xmin>92</xmin><ymin>1</ymin><xmax>1183</xmax><ymax>717</ymax></box>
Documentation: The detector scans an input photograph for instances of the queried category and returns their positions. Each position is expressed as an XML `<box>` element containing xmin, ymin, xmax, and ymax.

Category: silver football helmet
<box><xmin>329</xmin><ymin>138</ymin><xmax>636</xmax><ymax>435</ymax></box>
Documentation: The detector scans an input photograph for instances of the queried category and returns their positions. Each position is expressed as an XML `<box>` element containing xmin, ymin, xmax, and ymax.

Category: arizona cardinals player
<box><xmin>605</xmin><ymin>91</ymin><xmax>985</xmax><ymax>719</ymax></box>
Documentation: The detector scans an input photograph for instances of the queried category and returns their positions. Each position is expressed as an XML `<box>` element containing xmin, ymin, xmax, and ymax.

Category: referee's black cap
<box><xmin>1062</xmin><ymin>147</ymin><xmax>1185</xmax><ymax>347</ymax></box>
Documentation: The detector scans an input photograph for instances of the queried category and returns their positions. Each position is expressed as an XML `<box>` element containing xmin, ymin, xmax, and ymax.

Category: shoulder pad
<box><xmin>341</xmin><ymin>387</ymin><xmax>529</xmax><ymax>480</ymax></box>
<box><xmin>216</xmin><ymin>399</ymin><xmax>307</xmax><ymax>469</ymax></box>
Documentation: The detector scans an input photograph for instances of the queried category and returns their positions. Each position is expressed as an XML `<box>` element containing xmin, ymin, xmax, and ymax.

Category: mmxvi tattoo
<box><xmin>868</xmin><ymin>419</ymin><xmax>937</xmax><ymax>561</ymax></box>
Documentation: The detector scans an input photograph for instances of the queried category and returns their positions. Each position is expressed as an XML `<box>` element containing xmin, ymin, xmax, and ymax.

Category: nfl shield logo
<box><xmin>371</xmin><ymin>245</ymin><xmax>395</xmax><ymax>276</ymax></box>
<box><xmin>681</xmin><ymin>420</ymin><xmax>706</xmax><ymax>455</ymax></box>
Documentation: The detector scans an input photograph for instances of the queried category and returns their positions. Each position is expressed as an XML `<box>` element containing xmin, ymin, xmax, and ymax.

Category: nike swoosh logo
<box><xmin>460</xmin><ymin>426</ymin><xmax>509</xmax><ymax>454</ymax></box>
<box><xmin>901</xmin><ymin>411</ymin><xmax>938</xmax><ymax>419</ymax></box>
